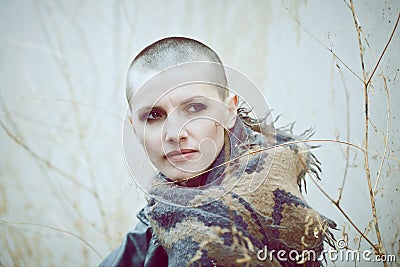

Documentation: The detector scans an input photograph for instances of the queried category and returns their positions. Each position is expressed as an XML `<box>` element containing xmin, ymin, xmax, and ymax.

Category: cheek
<box><xmin>141</xmin><ymin>128</ymin><xmax>162</xmax><ymax>156</ymax></box>
<box><xmin>190</xmin><ymin>119</ymin><xmax>224</xmax><ymax>144</ymax></box>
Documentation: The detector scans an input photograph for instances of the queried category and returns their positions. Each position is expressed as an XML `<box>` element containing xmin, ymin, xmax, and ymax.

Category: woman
<box><xmin>100</xmin><ymin>37</ymin><xmax>335</xmax><ymax>267</ymax></box>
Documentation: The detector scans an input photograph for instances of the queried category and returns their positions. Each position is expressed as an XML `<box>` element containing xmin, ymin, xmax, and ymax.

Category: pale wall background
<box><xmin>0</xmin><ymin>1</ymin><xmax>399</xmax><ymax>266</ymax></box>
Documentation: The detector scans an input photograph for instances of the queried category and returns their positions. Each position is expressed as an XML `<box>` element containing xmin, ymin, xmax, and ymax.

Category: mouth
<box><xmin>165</xmin><ymin>149</ymin><xmax>199</xmax><ymax>162</ymax></box>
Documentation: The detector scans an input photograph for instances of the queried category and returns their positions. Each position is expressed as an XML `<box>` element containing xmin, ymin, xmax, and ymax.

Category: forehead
<box><xmin>129</xmin><ymin>63</ymin><xmax>223</xmax><ymax>110</ymax></box>
<box><xmin>132</xmin><ymin>83</ymin><xmax>221</xmax><ymax>114</ymax></box>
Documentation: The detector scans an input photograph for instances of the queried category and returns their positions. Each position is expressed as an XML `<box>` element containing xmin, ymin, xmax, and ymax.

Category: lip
<box><xmin>165</xmin><ymin>149</ymin><xmax>198</xmax><ymax>162</ymax></box>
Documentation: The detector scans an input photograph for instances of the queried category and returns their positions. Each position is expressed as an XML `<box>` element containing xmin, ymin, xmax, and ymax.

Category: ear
<box><xmin>224</xmin><ymin>94</ymin><xmax>238</xmax><ymax>129</ymax></box>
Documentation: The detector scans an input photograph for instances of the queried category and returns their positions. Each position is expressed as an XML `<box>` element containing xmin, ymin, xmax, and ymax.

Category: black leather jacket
<box><xmin>98</xmin><ymin>208</ymin><xmax>168</xmax><ymax>267</ymax></box>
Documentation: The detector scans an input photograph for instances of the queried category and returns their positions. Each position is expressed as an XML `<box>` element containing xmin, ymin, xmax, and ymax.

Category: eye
<box><xmin>185</xmin><ymin>103</ymin><xmax>206</xmax><ymax>114</ymax></box>
<box><xmin>140</xmin><ymin>109</ymin><xmax>165</xmax><ymax>122</ymax></box>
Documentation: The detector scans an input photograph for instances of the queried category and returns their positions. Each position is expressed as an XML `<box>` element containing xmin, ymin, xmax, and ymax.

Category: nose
<box><xmin>163</xmin><ymin>117</ymin><xmax>188</xmax><ymax>144</ymax></box>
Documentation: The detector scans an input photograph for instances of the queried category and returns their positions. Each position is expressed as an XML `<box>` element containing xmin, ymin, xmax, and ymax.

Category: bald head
<box><xmin>126</xmin><ymin>37</ymin><xmax>228</xmax><ymax>106</ymax></box>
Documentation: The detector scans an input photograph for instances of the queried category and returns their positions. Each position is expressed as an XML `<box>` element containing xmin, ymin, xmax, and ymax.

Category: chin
<box><xmin>165</xmin><ymin>168</ymin><xmax>204</xmax><ymax>183</ymax></box>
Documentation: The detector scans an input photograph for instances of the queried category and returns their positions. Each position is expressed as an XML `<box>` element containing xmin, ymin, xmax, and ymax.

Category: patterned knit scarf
<box><xmin>145</xmin><ymin>117</ymin><xmax>336</xmax><ymax>266</ymax></box>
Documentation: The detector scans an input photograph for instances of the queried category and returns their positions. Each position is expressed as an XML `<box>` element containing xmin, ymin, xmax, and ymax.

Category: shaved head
<box><xmin>126</xmin><ymin>37</ymin><xmax>228</xmax><ymax>106</ymax></box>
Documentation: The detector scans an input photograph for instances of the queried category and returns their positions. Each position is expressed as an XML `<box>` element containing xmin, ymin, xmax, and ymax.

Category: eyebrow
<box><xmin>135</xmin><ymin>95</ymin><xmax>209</xmax><ymax>114</ymax></box>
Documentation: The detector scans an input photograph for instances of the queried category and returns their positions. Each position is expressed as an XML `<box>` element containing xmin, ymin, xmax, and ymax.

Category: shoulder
<box><xmin>98</xmin><ymin>208</ymin><xmax>168</xmax><ymax>267</ymax></box>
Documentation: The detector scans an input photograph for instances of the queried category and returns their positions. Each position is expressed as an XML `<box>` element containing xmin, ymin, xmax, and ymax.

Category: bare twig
<box><xmin>19</xmin><ymin>97</ymin><xmax>123</xmax><ymax>122</ymax></box>
<box><xmin>0</xmin><ymin>119</ymin><xmax>92</xmax><ymax>193</ymax></box>
<box><xmin>366</xmin><ymin>12</ymin><xmax>400</xmax><ymax>87</ymax></box>
<box><xmin>146</xmin><ymin>138</ymin><xmax>365</xmax><ymax>188</ymax></box>
<box><xmin>308</xmin><ymin>173</ymin><xmax>380</xmax><ymax>254</ymax></box>
<box><xmin>284</xmin><ymin>4</ymin><xmax>364</xmax><ymax>83</ymax></box>
<box><xmin>33</xmin><ymin>0</ymin><xmax>111</xmax><ymax>245</ymax></box>
<box><xmin>0</xmin><ymin>219</ymin><xmax>103</xmax><ymax>259</ymax></box>
<box><xmin>336</xmin><ymin>62</ymin><xmax>351</xmax><ymax>204</ymax></box>
<box><xmin>357</xmin><ymin>29</ymin><xmax>392</xmax><ymax>196</ymax></box>
<box><xmin>349</xmin><ymin>0</ymin><xmax>385</xmax><ymax>260</ymax></box>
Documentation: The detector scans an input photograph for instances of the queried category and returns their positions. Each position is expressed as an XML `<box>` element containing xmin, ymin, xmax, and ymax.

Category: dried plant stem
<box><xmin>355</xmin><ymin>220</ymin><xmax>374</xmax><ymax>261</ymax></box>
<box><xmin>19</xmin><ymin>97</ymin><xmax>123</xmax><ymax>122</ymax></box>
<box><xmin>0</xmin><ymin>219</ymin><xmax>103</xmax><ymax>259</ymax></box>
<box><xmin>308</xmin><ymin>173</ymin><xmax>380</xmax><ymax>254</ymax></box>
<box><xmin>336</xmin><ymin>64</ymin><xmax>351</xmax><ymax>204</ymax></box>
<box><xmin>0</xmin><ymin>119</ymin><xmax>92</xmax><ymax>193</ymax></box>
<box><xmin>148</xmin><ymin>138</ymin><xmax>364</xmax><ymax>188</ymax></box>
<box><xmin>365</xmin><ymin>12</ymin><xmax>400</xmax><ymax>87</ymax></box>
<box><xmin>358</xmin><ymin>30</ymin><xmax>392</xmax><ymax>195</ymax></box>
<box><xmin>284</xmin><ymin>5</ymin><xmax>363</xmax><ymax>83</ymax></box>
<box><xmin>349</xmin><ymin>0</ymin><xmax>386</xmax><ymax>261</ymax></box>
<box><xmin>286</xmin><ymin>2</ymin><xmax>398</xmax><ymax>260</ymax></box>
<box><xmin>33</xmin><ymin>0</ymin><xmax>111</xmax><ymax>245</ymax></box>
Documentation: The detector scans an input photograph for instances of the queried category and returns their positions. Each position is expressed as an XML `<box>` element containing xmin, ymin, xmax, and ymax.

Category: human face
<box><xmin>130</xmin><ymin>66</ymin><xmax>237</xmax><ymax>185</ymax></box>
